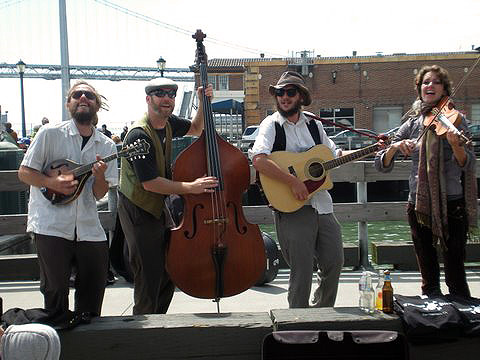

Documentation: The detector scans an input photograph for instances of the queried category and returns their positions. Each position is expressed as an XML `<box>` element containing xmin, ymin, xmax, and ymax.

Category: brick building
<box><xmin>194</xmin><ymin>51</ymin><xmax>480</xmax><ymax>134</ymax></box>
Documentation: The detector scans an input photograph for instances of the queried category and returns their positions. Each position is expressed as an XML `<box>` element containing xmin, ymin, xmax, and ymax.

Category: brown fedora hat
<box><xmin>269</xmin><ymin>71</ymin><xmax>312</xmax><ymax>106</ymax></box>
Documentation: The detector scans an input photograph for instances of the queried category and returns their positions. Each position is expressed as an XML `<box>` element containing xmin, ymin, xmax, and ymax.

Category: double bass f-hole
<box><xmin>165</xmin><ymin>29</ymin><xmax>266</xmax><ymax>312</ymax></box>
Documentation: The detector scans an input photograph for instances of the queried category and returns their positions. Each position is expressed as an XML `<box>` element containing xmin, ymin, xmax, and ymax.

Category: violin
<box><xmin>423</xmin><ymin>96</ymin><xmax>471</xmax><ymax>145</ymax></box>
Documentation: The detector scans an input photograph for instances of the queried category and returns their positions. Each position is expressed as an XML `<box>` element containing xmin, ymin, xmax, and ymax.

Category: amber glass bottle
<box><xmin>382</xmin><ymin>270</ymin><xmax>393</xmax><ymax>314</ymax></box>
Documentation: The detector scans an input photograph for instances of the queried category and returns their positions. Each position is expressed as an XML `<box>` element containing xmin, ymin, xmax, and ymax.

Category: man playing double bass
<box><xmin>250</xmin><ymin>71</ymin><xmax>344</xmax><ymax>308</ymax></box>
<box><xmin>118</xmin><ymin>78</ymin><xmax>215</xmax><ymax>315</ymax></box>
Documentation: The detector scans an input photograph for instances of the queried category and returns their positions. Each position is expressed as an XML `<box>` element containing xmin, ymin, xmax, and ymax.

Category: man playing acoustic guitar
<box><xmin>250</xmin><ymin>71</ymin><xmax>345</xmax><ymax>308</ymax></box>
<box><xmin>18</xmin><ymin>81</ymin><xmax>118</xmax><ymax>320</ymax></box>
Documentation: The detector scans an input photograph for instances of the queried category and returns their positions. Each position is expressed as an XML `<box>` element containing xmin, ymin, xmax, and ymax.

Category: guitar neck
<box><xmin>72</xmin><ymin>153</ymin><xmax>118</xmax><ymax>177</ymax></box>
<box><xmin>323</xmin><ymin>143</ymin><xmax>379</xmax><ymax>171</ymax></box>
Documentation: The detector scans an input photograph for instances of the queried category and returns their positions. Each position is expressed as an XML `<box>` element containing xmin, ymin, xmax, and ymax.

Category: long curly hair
<box><xmin>414</xmin><ymin>65</ymin><xmax>452</xmax><ymax>99</ymax></box>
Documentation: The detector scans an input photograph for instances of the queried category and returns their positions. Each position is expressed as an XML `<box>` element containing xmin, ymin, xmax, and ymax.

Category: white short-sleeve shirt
<box><xmin>249</xmin><ymin>111</ymin><xmax>340</xmax><ymax>214</ymax></box>
<box><xmin>21</xmin><ymin>120</ymin><xmax>119</xmax><ymax>241</ymax></box>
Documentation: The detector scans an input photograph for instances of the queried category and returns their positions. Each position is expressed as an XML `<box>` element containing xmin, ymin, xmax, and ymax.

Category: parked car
<box><xmin>330</xmin><ymin>128</ymin><xmax>378</xmax><ymax>150</ymax></box>
<box><xmin>468</xmin><ymin>124</ymin><xmax>480</xmax><ymax>156</ymax></box>
<box><xmin>240</xmin><ymin>125</ymin><xmax>259</xmax><ymax>153</ymax></box>
<box><xmin>380</xmin><ymin>126</ymin><xmax>400</xmax><ymax>137</ymax></box>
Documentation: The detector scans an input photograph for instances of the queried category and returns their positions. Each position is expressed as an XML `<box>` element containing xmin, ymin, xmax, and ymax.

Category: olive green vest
<box><xmin>119</xmin><ymin>114</ymin><xmax>172</xmax><ymax>219</ymax></box>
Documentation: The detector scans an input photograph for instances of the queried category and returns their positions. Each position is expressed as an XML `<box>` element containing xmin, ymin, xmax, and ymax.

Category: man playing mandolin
<box><xmin>18</xmin><ymin>81</ymin><xmax>118</xmax><ymax>320</ymax></box>
<box><xmin>118</xmin><ymin>78</ymin><xmax>215</xmax><ymax>315</ymax></box>
<box><xmin>250</xmin><ymin>71</ymin><xmax>345</xmax><ymax>308</ymax></box>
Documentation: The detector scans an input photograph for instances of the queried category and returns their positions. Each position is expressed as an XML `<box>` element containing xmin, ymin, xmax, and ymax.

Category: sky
<box><xmin>1</xmin><ymin>0</ymin><xmax>479</xmax><ymax>136</ymax></box>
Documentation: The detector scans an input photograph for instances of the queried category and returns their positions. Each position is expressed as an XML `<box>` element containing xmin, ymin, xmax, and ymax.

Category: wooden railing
<box><xmin>2</xmin><ymin>160</ymin><xmax>479</xmax><ymax>268</ymax></box>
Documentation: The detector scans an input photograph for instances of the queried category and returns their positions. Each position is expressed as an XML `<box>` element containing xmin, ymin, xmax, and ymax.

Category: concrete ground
<box><xmin>1</xmin><ymin>269</ymin><xmax>479</xmax><ymax>316</ymax></box>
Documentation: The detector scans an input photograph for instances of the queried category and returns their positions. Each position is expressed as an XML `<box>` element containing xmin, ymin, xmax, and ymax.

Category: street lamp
<box><xmin>16</xmin><ymin>59</ymin><xmax>26</xmax><ymax>138</ymax></box>
<box><xmin>156</xmin><ymin>57</ymin><xmax>166</xmax><ymax>77</ymax></box>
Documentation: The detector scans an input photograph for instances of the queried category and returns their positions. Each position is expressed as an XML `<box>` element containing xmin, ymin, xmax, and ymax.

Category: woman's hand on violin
<box><xmin>189</xmin><ymin>176</ymin><xmax>219</xmax><ymax>194</ymax></box>
<box><xmin>393</xmin><ymin>139</ymin><xmax>416</xmax><ymax>156</ymax></box>
<box><xmin>446</xmin><ymin>128</ymin><xmax>463</xmax><ymax>148</ymax></box>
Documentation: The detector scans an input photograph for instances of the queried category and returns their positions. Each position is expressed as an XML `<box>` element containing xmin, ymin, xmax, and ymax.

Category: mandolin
<box><xmin>41</xmin><ymin>139</ymin><xmax>149</xmax><ymax>205</ymax></box>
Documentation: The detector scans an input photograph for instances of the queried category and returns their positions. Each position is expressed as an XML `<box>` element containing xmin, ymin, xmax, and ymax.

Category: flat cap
<box><xmin>145</xmin><ymin>77</ymin><xmax>178</xmax><ymax>94</ymax></box>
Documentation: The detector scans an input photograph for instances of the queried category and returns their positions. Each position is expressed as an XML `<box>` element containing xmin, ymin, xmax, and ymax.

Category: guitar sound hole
<box><xmin>309</xmin><ymin>162</ymin><xmax>324</xmax><ymax>179</ymax></box>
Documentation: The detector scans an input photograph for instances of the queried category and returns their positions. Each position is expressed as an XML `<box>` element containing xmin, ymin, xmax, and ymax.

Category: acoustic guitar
<box><xmin>259</xmin><ymin>142</ymin><xmax>383</xmax><ymax>213</ymax></box>
<box><xmin>41</xmin><ymin>139</ymin><xmax>149</xmax><ymax>205</ymax></box>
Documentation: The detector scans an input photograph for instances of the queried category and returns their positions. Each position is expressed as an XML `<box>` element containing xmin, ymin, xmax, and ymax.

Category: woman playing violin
<box><xmin>375</xmin><ymin>65</ymin><xmax>477</xmax><ymax>298</ymax></box>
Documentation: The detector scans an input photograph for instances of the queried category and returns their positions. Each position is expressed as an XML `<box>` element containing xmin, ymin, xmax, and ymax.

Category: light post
<box><xmin>16</xmin><ymin>59</ymin><xmax>26</xmax><ymax>138</ymax></box>
<box><xmin>156</xmin><ymin>57</ymin><xmax>166</xmax><ymax>77</ymax></box>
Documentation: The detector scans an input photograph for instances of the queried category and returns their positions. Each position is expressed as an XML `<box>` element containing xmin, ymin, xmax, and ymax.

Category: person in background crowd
<box><xmin>118</xmin><ymin>77</ymin><xmax>216</xmax><ymax>315</ymax></box>
<box><xmin>375</xmin><ymin>65</ymin><xmax>477</xmax><ymax>298</ymax></box>
<box><xmin>101</xmin><ymin>124</ymin><xmax>112</xmax><ymax>138</ymax></box>
<box><xmin>4</xmin><ymin>122</ymin><xmax>18</xmax><ymax>142</ymax></box>
<box><xmin>18</xmin><ymin>80</ymin><xmax>118</xmax><ymax>320</ymax></box>
<box><xmin>112</xmin><ymin>135</ymin><xmax>121</xmax><ymax>144</ymax></box>
<box><xmin>31</xmin><ymin>117</ymin><xmax>50</xmax><ymax>139</ymax></box>
<box><xmin>120</xmin><ymin>126</ymin><xmax>128</xmax><ymax>141</ymax></box>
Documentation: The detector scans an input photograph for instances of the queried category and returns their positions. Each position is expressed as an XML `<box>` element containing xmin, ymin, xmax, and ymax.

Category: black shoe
<box><xmin>106</xmin><ymin>270</ymin><xmax>117</xmax><ymax>286</ymax></box>
<box><xmin>80</xmin><ymin>312</ymin><xmax>92</xmax><ymax>324</ymax></box>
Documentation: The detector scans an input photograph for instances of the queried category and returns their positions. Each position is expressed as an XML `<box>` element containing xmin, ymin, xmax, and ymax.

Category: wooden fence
<box><xmin>1</xmin><ymin>160</ymin><xmax>479</xmax><ymax>269</ymax></box>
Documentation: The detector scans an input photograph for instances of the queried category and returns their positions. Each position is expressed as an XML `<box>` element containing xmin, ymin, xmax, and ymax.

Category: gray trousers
<box><xmin>34</xmin><ymin>234</ymin><xmax>109</xmax><ymax>316</ymax></box>
<box><xmin>118</xmin><ymin>193</ymin><xmax>175</xmax><ymax>315</ymax></box>
<box><xmin>274</xmin><ymin>207</ymin><xmax>343</xmax><ymax>308</ymax></box>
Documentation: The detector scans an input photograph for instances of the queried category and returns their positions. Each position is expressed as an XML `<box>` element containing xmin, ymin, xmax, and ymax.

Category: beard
<box><xmin>72</xmin><ymin>110</ymin><xmax>94</xmax><ymax>125</ymax></box>
<box><xmin>151</xmin><ymin>101</ymin><xmax>173</xmax><ymax>118</ymax></box>
<box><xmin>276</xmin><ymin>98</ymin><xmax>302</xmax><ymax>118</ymax></box>
<box><xmin>70</xmin><ymin>103</ymin><xmax>95</xmax><ymax>125</ymax></box>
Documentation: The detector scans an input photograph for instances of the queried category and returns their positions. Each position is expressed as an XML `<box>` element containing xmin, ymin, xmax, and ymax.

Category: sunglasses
<box><xmin>274</xmin><ymin>88</ymin><xmax>298</xmax><ymax>97</ymax></box>
<box><xmin>149</xmin><ymin>89</ymin><xmax>177</xmax><ymax>98</ymax></box>
<box><xmin>71</xmin><ymin>90</ymin><xmax>96</xmax><ymax>100</ymax></box>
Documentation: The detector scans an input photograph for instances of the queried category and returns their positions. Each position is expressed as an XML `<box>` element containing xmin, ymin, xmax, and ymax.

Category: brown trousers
<box><xmin>34</xmin><ymin>234</ymin><xmax>109</xmax><ymax>316</ymax></box>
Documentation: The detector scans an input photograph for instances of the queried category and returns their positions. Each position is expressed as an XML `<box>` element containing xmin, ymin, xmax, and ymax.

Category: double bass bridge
<box><xmin>204</xmin><ymin>217</ymin><xmax>229</xmax><ymax>225</ymax></box>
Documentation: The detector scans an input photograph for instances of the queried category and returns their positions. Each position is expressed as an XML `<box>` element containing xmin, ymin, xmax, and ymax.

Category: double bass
<box><xmin>166</xmin><ymin>30</ymin><xmax>266</xmax><ymax>308</ymax></box>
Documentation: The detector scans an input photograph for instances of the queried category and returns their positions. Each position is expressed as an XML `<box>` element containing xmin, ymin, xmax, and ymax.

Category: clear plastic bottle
<box><xmin>375</xmin><ymin>270</ymin><xmax>384</xmax><ymax>311</ymax></box>
<box><xmin>359</xmin><ymin>272</ymin><xmax>375</xmax><ymax>313</ymax></box>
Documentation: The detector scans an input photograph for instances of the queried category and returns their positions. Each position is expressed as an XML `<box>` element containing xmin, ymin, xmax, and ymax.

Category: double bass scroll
<box><xmin>166</xmin><ymin>30</ymin><xmax>266</xmax><ymax>304</ymax></box>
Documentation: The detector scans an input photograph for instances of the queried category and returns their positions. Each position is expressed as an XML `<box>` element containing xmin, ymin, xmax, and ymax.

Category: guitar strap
<box><xmin>272</xmin><ymin>117</ymin><xmax>322</xmax><ymax>152</ymax></box>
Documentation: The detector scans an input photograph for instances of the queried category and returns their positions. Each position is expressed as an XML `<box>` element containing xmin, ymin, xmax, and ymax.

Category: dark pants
<box><xmin>34</xmin><ymin>234</ymin><xmax>109</xmax><ymax>316</ymax></box>
<box><xmin>407</xmin><ymin>199</ymin><xmax>470</xmax><ymax>297</ymax></box>
<box><xmin>118</xmin><ymin>193</ymin><xmax>175</xmax><ymax>315</ymax></box>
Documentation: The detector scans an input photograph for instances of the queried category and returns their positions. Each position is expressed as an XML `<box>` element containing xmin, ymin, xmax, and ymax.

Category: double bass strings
<box><xmin>199</xmin><ymin>62</ymin><xmax>229</xmax><ymax>243</ymax></box>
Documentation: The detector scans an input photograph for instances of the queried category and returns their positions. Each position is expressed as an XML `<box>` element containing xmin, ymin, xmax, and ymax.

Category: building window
<box><xmin>471</xmin><ymin>104</ymin><xmax>480</xmax><ymax>124</ymax></box>
<box><xmin>208</xmin><ymin>75</ymin><xmax>229</xmax><ymax>91</ymax></box>
<box><xmin>218</xmin><ymin>75</ymin><xmax>229</xmax><ymax>90</ymax></box>
<box><xmin>208</xmin><ymin>75</ymin><xmax>217</xmax><ymax>89</ymax></box>
<box><xmin>319</xmin><ymin>108</ymin><xmax>354</xmax><ymax>136</ymax></box>
<box><xmin>373</xmin><ymin>106</ymin><xmax>403</xmax><ymax>133</ymax></box>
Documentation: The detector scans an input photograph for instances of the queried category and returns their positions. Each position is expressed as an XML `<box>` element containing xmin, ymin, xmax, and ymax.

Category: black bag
<box><xmin>1</xmin><ymin>307</ymin><xmax>81</xmax><ymax>330</ymax></box>
<box><xmin>445</xmin><ymin>295</ymin><xmax>480</xmax><ymax>336</ymax></box>
<box><xmin>394</xmin><ymin>294</ymin><xmax>463</xmax><ymax>343</ymax></box>
<box><xmin>262</xmin><ymin>330</ymin><xmax>408</xmax><ymax>360</ymax></box>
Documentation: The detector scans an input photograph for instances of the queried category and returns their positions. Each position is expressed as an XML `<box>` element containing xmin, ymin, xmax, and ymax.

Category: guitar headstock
<box><xmin>119</xmin><ymin>139</ymin><xmax>150</xmax><ymax>160</ymax></box>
